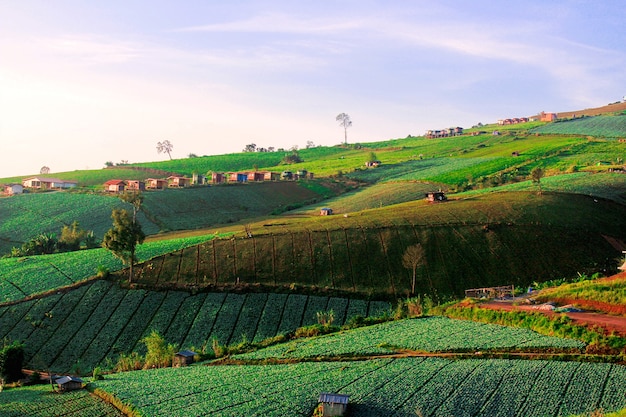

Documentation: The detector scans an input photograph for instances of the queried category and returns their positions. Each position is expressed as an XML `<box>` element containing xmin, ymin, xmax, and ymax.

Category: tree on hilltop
<box><xmin>336</xmin><ymin>113</ymin><xmax>352</xmax><ymax>145</ymax></box>
<box><xmin>156</xmin><ymin>140</ymin><xmax>174</xmax><ymax>159</ymax></box>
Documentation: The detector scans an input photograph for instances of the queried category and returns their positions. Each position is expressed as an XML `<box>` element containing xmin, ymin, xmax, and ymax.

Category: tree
<box><xmin>402</xmin><ymin>243</ymin><xmax>426</xmax><ymax>295</ymax></box>
<box><xmin>59</xmin><ymin>221</ymin><xmax>88</xmax><ymax>252</ymax></box>
<box><xmin>102</xmin><ymin>209</ymin><xmax>145</xmax><ymax>283</ymax></box>
<box><xmin>156</xmin><ymin>140</ymin><xmax>174</xmax><ymax>159</ymax></box>
<box><xmin>119</xmin><ymin>191</ymin><xmax>144</xmax><ymax>222</ymax></box>
<box><xmin>0</xmin><ymin>341</ymin><xmax>24</xmax><ymax>384</ymax></box>
<box><xmin>243</xmin><ymin>143</ymin><xmax>257</xmax><ymax>152</ymax></box>
<box><xmin>530</xmin><ymin>167</ymin><xmax>544</xmax><ymax>195</ymax></box>
<box><xmin>40</xmin><ymin>166</ymin><xmax>50</xmax><ymax>174</ymax></box>
<box><xmin>336</xmin><ymin>113</ymin><xmax>352</xmax><ymax>145</ymax></box>
<box><xmin>306</xmin><ymin>140</ymin><xmax>315</xmax><ymax>149</ymax></box>
<box><xmin>142</xmin><ymin>330</ymin><xmax>176</xmax><ymax>369</ymax></box>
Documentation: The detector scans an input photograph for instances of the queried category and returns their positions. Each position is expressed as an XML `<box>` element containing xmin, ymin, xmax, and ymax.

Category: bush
<box><xmin>92</xmin><ymin>366</ymin><xmax>104</xmax><ymax>381</ymax></box>
<box><xmin>143</xmin><ymin>330</ymin><xmax>176</xmax><ymax>369</ymax></box>
<box><xmin>0</xmin><ymin>341</ymin><xmax>24</xmax><ymax>384</ymax></box>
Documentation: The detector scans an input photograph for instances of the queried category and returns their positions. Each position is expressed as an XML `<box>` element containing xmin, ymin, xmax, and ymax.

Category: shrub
<box><xmin>92</xmin><ymin>366</ymin><xmax>104</xmax><ymax>381</ymax></box>
<box><xmin>114</xmin><ymin>352</ymin><xmax>144</xmax><ymax>372</ymax></box>
<box><xmin>0</xmin><ymin>341</ymin><xmax>24</xmax><ymax>384</ymax></box>
<box><xmin>316</xmin><ymin>310</ymin><xmax>335</xmax><ymax>327</ymax></box>
<box><xmin>142</xmin><ymin>330</ymin><xmax>176</xmax><ymax>369</ymax></box>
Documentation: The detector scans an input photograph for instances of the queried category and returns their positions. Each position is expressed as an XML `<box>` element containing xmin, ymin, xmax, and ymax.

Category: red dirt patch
<box><xmin>480</xmin><ymin>301</ymin><xmax>626</xmax><ymax>337</ymax></box>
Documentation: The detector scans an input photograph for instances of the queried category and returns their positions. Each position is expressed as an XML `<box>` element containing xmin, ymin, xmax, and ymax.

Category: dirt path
<box><xmin>480</xmin><ymin>300</ymin><xmax>626</xmax><ymax>337</ymax></box>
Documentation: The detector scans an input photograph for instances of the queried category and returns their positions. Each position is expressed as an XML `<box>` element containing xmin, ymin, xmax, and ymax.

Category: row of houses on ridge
<box><xmin>3</xmin><ymin>176</ymin><xmax>79</xmax><ymax>196</ymax></box>
<box><xmin>425</xmin><ymin>127</ymin><xmax>464</xmax><ymax>139</ymax></box>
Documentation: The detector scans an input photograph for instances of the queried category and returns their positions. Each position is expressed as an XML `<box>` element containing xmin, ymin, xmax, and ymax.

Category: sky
<box><xmin>1</xmin><ymin>1</ymin><xmax>625</xmax><ymax>178</ymax></box>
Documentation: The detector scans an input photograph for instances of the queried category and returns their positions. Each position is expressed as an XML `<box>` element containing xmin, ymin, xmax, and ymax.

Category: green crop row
<box><xmin>89</xmin><ymin>357</ymin><xmax>626</xmax><ymax>416</ymax></box>
<box><xmin>237</xmin><ymin>316</ymin><xmax>585</xmax><ymax>360</ymax></box>
<box><xmin>0</xmin><ymin>234</ymin><xmax>218</xmax><ymax>304</ymax></box>
<box><xmin>531</xmin><ymin>115</ymin><xmax>626</xmax><ymax>137</ymax></box>
<box><xmin>0</xmin><ymin>281</ymin><xmax>389</xmax><ymax>373</ymax></box>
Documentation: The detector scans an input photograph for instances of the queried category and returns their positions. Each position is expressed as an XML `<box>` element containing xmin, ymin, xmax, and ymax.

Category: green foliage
<box><xmin>0</xmin><ymin>340</ymin><xmax>24</xmax><ymax>384</ymax></box>
<box><xmin>92</xmin><ymin>366</ymin><xmax>104</xmax><ymax>381</ymax></box>
<box><xmin>58</xmin><ymin>221</ymin><xmax>88</xmax><ymax>252</ymax></box>
<box><xmin>102</xmin><ymin>209</ymin><xmax>145</xmax><ymax>282</ymax></box>
<box><xmin>142</xmin><ymin>330</ymin><xmax>176</xmax><ymax>369</ymax></box>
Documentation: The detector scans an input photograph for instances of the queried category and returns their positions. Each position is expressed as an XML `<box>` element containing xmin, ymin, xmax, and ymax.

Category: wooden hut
<box><xmin>146</xmin><ymin>178</ymin><xmax>168</xmax><ymax>190</ymax></box>
<box><xmin>247</xmin><ymin>172</ymin><xmax>265</xmax><ymax>182</ymax></box>
<box><xmin>126</xmin><ymin>180</ymin><xmax>146</xmax><ymax>191</ymax></box>
<box><xmin>173</xmin><ymin>350</ymin><xmax>197</xmax><ymax>367</ymax></box>
<box><xmin>263</xmin><ymin>171</ymin><xmax>281</xmax><ymax>181</ymax></box>
<box><xmin>318</xmin><ymin>392</ymin><xmax>349</xmax><ymax>416</ymax></box>
<box><xmin>56</xmin><ymin>376</ymin><xmax>83</xmax><ymax>392</ymax></box>
<box><xmin>425</xmin><ymin>191</ymin><xmax>447</xmax><ymax>202</ymax></box>
<box><xmin>104</xmin><ymin>179</ymin><xmax>126</xmax><ymax>193</ymax></box>
<box><xmin>320</xmin><ymin>208</ymin><xmax>333</xmax><ymax>216</ymax></box>
<box><xmin>3</xmin><ymin>183</ymin><xmax>23</xmax><ymax>195</ymax></box>
<box><xmin>211</xmin><ymin>172</ymin><xmax>225</xmax><ymax>184</ymax></box>
<box><xmin>167</xmin><ymin>175</ymin><xmax>191</xmax><ymax>187</ymax></box>
<box><xmin>281</xmin><ymin>171</ymin><xmax>293</xmax><ymax>180</ymax></box>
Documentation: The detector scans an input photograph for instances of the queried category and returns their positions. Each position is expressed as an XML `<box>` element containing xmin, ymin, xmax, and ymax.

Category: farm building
<box><xmin>320</xmin><ymin>207</ymin><xmax>333</xmax><ymax>216</ymax></box>
<box><xmin>211</xmin><ymin>172</ymin><xmax>226</xmax><ymax>184</ymax></box>
<box><xmin>426</xmin><ymin>191</ymin><xmax>447</xmax><ymax>202</ymax></box>
<box><xmin>318</xmin><ymin>392</ymin><xmax>349</xmax><ymax>416</ymax></box>
<box><xmin>146</xmin><ymin>178</ymin><xmax>168</xmax><ymax>189</ymax></box>
<box><xmin>281</xmin><ymin>171</ymin><xmax>293</xmax><ymax>180</ymax></box>
<box><xmin>168</xmin><ymin>175</ymin><xmax>191</xmax><ymax>187</ymax></box>
<box><xmin>263</xmin><ymin>171</ymin><xmax>281</xmax><ymax>181</ymax></box>
<box><xmin>539</xmin><ymin>112</ymin><xmax>557</xmax><ymax>122</ymax></box>
<box><xmin>104</xmin><ymin>179</ymin><xmax>126</xmax><ymax>193</ymax></box>
<box><xmin>126</xmin><ymin>180</ymin><xmax>146</xmax><ymax>191</ymax></box>
<box><xmin>173</xmin><ymin>350</ymin><xmax>197</xmax><ymax>367</ymax></box>
<box><xmin>56</xmin><ymin>376</ymin><xmax>83</xmax><ymax>392</ymax></box>
<box><xmin>247</xmin><ymin>172</ymin><xmax>265</xmax><ymax>182</ymax></box>
<box><xmin>22</xmin><ymin>177</ymin><xmax>78</xmax><ymax>190</ymax></box>
<box><xmin>295</xmin><ymin>169</ymin><xmax>308</xmax><ymax>179</ymax></box>
<box><xmin>365</xmin><ymin>160</ymin><xmax>381</xmax><ymax>167</ymax></box>
<box><xmin>3</xmin><ymin>183</ymin><xmax>23</xmax><ymax>195</ymax></box>
<box><xmin>192</xmin><ymin>173</ymin><xmax>207</xmax><ymax>185</ymax></box>
<box><xmin>228</xmin><ymin>172</ymin><xmax>248</xmax><ymax>182</ymax></box>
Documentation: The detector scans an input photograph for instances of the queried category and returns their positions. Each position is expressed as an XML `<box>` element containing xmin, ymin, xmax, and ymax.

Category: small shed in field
<box><xmin>168</xmin><ymin>175</ymin><xmax>191</xmax><ymax>187</ymax></box>
<box><xmin>320</xmin><ymin>207</ymin><xmax>333</xmax><ymax>216</ymax></box>
<box><xmin>425</xmin><ymin>191</ymin><xmax>447</xmax><ymax>202</ymax></box>
<box><xmin>173</xmin><ymin>349</ymin><xmax>197</xmax><ymax>367</ymax></box>
<box><xmin>281</xmin><ymin>171</ymin><xmax>293</xmax><ymax>180</ymax></box>
<box><xmin>211</xmin><ymin>172</ymin><xmax>225</xmax><ymax>184</ymax></box>
<box><xmin>104</xmin><ymin>179</ymin><xmax>126</xmax><ymax>193</ymax></box>
<box><xmin>56</xmin><ymin>376</ymin><xmax>83</xmax><ymax>392</ymax></box>
<box><xmin>228</xmin><ymin>172</ymin><xmax>248</xmax><ymax>182</ymax></box>
<box><xmin>318</xmin><ymin>392</ymin><xmax>349</xmax><ymax>416</ymax></box>
<box><xmin>126</xmin><ymin>180</ymin><xmax>146</xmax><ymax>191</ymax></box>
<box><xmin>192</xmin><ymin>173</ymin><xmax>207</xmax><ymax>185</ymax></box>
<box><xmin>263</xmin><ymin>171</ymin><xmax>281</xmax><ymax>181</ymax></box>
<box><xmin>146</xmin><ymin>178</ymin><xmax>168</xmax><ymax>189</ymax></box>
<box><xmin>3</xmin><ymin>183</ymin><xmax>23</xmax><ymax>196</ymax></box>
<box><xmin>248</xmin><ymin>172</ymin><xmax>265</xmax><ymax>182</ymax></box>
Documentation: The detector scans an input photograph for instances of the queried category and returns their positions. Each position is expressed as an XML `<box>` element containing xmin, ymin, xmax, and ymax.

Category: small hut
<box><xmin>320</xmin><ymin>208</ymin><xmax>333</xmax><ymax>216</ymax></box>
<box><xmin>425</xmin><ymin>191</ymin><xmax>447</xmax><ymax>202</ymax></box>
<box><xmin>318</xmin><ymin>392</ymin><xmax>349</xmax><ymax>416</ymax></box>
<box><xmin>281</xmin><ymin>171</ymin><xmax>293</xmax><ymax>180</ymax></box>
<box><xmin>211</xmin><ymin>172</ymin><xmax>225</xmax><ymax>184</ymax></box>
<box><xmin>173</xmin><ymin>350</ymin><xmax>197</xmax><ymax>367</ymax></box>
<box><xmin>126</xmin><ymin>180</ymin><xmax>146</xmax><ymax>191</ymax></box>
<box><xmin>104</xmin><ymin>179</ymin><xmax>126</xmax><ymax>193</ymax></box>
<box><xmin>56</xmin><ymin>376</ymin><xmax>83</xmax><ymax>392</ymax></box>
<box><xmin>146</xmin><ymin>178</ymin><xmax>168</xmax><ymax>190</ymax></box>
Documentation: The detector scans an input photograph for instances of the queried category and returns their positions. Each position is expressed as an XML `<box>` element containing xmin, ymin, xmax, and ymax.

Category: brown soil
<box><xmin>480</xmin><ymin>301</ymin><xmax>626</xmax><ymax>337</ymax></box>
<box><xmin>556</xmin><ymin>101</ymin><xmax>626</xmax><ymax>118</ymax></box>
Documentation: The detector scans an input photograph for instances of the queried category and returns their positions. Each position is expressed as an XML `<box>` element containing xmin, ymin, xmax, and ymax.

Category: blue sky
<box><xmin>1</xmin><ymin>1</ymin><xmax>625</xmax><ymax>178</ymax></box>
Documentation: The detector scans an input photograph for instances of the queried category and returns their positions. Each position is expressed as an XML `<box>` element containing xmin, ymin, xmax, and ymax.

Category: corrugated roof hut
<box><xmin>173</xmin><ymin>350</ymin><xmax>197</xmax><ymax>367</ymax></box>
<box><xmin>425</xmin><ymin>191</ymin><xmax>447</xmax><ymax>202</ymax></box>
<box><xmin>320</xmin><ymin>207</ymin><xmax>333</xmax><ymax>216</ymax></box>
<box><xmin>56</xmin><ymin>376</ymin><xmax>83</xmax><ymax>392</ymax></box>
<box><xmin>318</xmin><ymin>392</ymin><xmax>349</xmax><ymax>416</ymax></box>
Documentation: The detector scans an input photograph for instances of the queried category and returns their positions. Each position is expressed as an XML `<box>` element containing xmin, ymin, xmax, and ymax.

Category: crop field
<box><xmin>131</xmin><ymin>192</ymin><xmax>626</xmax><ymax>298</ymax></box>
<box><xmin>0</xmin><ymin>191</ymin><xmax>159</xmax><ymax>255</ymax></box>
<box><xmin>141</xmin><ymin>181</ymin><xmax>323</xmax><ymax>231</ymax></box>
<box><xmin>0</xmin><ymin>234</ymin><xmax>218</xmax><ymax>304</ymax></box>
<box><xmin>90</xmin><ymin>357</ymin><xmax>626</xmax><ymax>416</ymax></box>
<box><xmin>0</xmin><ymin>384</ymin><xmax>124</xmax><ymax>417</ymax></box>
<box><xmin>0</xmin><ymin>280</ymin><xmax>389</xmax><ymax>373</ymax></box>
<box><xmin>531</xmin><ymin>115</ymin><xmax>626</xmax><ymax>137</ymax></box>
<box><xmin>238</xmin><ymin>316</ymin><xmax>584</xmax><ymax>360</ymax></box>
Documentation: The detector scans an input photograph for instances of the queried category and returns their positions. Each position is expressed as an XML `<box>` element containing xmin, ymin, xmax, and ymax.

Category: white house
<box><xmin>22</xmin><ymin>177</ymin><xmax>78</xmax><ymax>190</ymax></box>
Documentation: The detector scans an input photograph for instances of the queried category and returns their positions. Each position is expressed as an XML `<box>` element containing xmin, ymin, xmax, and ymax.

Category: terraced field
<box><xmin>531</xmin><ymin>115</ymin><xmax>626</xmax><ymax>137</ymax></box>
<box><xmin>0</xmin><ymin>280</ymin><xmax>389</xmax><ymax>373</ymax></box>
<box><xmin>0</xmin><ymin>234</ymin><xmax>220</xmax><ymax>304</ymax></box>
<box><xmin>89</xmin><ymin>357</ymin><xmax>626</xmax><ymax>416</ymax></box>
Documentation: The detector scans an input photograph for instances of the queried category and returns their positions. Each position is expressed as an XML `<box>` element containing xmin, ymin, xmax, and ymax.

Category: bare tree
<box><xmin>336</xmin><ymin>113</ymin><xmax>352</xmax><ymax>145</ymax></box>
<box><xmin>40</xmin><ymin>166</ymin><xmax>50</xmax><ymax>174</ymax></box>
<box><xmin>402</xmin><ymin>243</ymin><xmax>426</xmax><ymax>295</ymax></box>
<box><xmin>156</xmin><ymin>140</ymin><xmax>174</xmax><ymax>159</ymax></box>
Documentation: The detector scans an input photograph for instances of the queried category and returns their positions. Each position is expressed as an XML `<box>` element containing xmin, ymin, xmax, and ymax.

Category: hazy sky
<box><xmin>1</xmin><ymin>1</ymin><xmax>625</xmax><ymax>178</ymax></box>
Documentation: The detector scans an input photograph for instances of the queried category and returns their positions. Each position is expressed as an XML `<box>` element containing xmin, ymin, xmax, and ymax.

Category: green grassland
<box><xmin>0</xmin><ymin>280</ymin><xmax>389</xmax><ymax>373</ymax></box>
